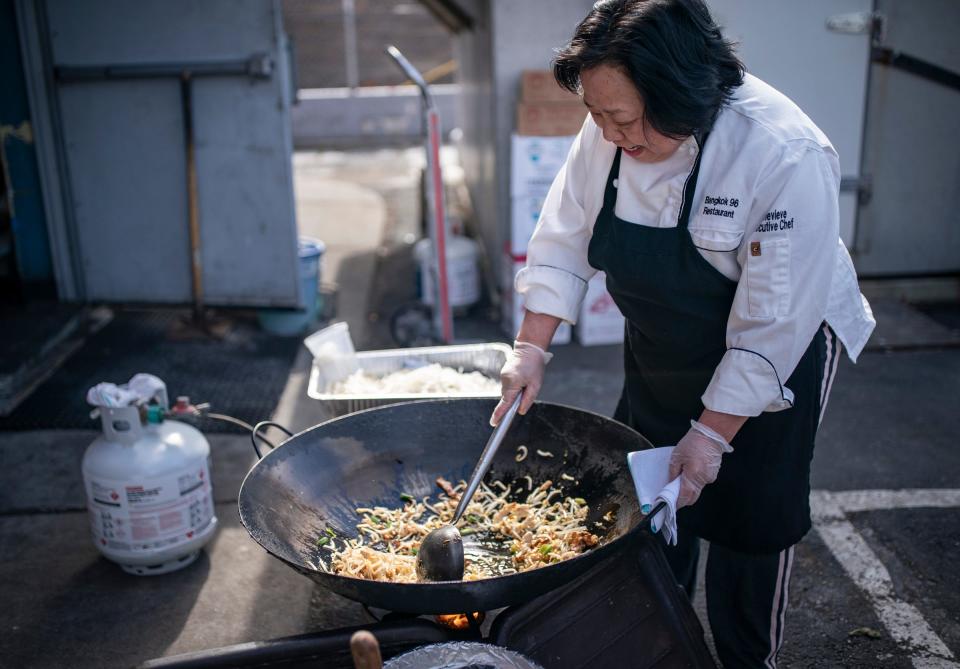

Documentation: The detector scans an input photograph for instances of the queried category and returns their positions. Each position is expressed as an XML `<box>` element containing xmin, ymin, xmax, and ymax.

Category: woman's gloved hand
<box><xmin>668</xmin><ymin>420</ymin><xmax>734</xmax><ymax>508</ymax></box>
<box><xmin>489</xmin><ymin>341</ymin><xmax>553</xmax><ymax>426</ymax></box>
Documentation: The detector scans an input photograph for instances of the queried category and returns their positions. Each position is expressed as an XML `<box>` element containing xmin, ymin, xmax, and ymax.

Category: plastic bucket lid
<box><xmin>298</xmin><ymin>237</ymin><xmax>325</xmax><ymax>284</ymax></box>
<box><xmin>257</xmin><ymin>237</ymin><xmax>326</xmax><ymax>335</ymax></box>
<box><xmin>299</xmin><ymin>237</ymin><xmax>326</xmax><ymax>259</ymax></box>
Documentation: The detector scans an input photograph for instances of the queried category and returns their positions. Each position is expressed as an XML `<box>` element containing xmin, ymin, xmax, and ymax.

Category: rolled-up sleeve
<box><xmin>515</xmin><ymin>120</ymin><xmax>599</xmax><ymax>324</ymax></box>
<box><xmin>702</xmin><ymin>142</ymin><xmax>840</xmax><ymax>416</ymax></box>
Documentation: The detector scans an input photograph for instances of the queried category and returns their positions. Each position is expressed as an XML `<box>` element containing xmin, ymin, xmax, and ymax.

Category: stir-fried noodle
<box><xmin>317</xmin><ymin>478</ymin><xmax>603</xmax><ymax>582</ymax></box>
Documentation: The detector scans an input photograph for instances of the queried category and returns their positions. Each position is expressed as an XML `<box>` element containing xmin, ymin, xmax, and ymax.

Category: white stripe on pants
<box><xmin>764</xmin><ymin>546</ymin><xmax>796</xmax><ymax>668</ymax></box>
<box><xmin>819</xmin><ymin>324</ymin><xmax>842</xmax><ymax>427</ymax></box>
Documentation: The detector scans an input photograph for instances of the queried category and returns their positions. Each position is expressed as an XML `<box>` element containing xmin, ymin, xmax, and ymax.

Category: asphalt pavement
<box><xmin>4</xmin><ymin>298</ymin><xmax>956</xmax><ymax>669</ymax></box>
<box><xmin>1</xmin><ymin>148</ymin><xmax>957</xmax><ymax>667</ymax></box>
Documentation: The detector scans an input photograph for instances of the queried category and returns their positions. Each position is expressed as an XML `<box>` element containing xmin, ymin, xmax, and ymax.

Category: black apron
<box><xmin>587</xmin><ymin>141</ymin><xmax>825</xmax><ymax>554</ymax></box>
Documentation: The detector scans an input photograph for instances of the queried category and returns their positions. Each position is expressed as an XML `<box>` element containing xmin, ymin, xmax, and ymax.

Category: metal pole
<box><xmin>385</xmin><ymin>45</ymin><xmax>453</xmax><ymax>343</ymax></box>
<box><xmin>342</xmin><ymin>0</ymin><xmax>359</xmax><ymax>90</ymax></box>
<box><xmin>426</xmin><ymin>108</ymin><xmax>453</xmax><ymax>342</ymax></box>
<box><xmin>180</xmin><ymin>71</ymin><xmax>205</xmax><ymax>325</ymax></box>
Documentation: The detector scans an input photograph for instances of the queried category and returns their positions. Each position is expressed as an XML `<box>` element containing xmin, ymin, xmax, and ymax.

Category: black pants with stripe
<box><xmin>665</xmin><ymin>325</ymin><xmax>842</xmax><ymax>668</ymax></box>
<box><xmin>665</xmin><ymin>536</ymin><xmax>796</xmax><ymax>669</ymax></box>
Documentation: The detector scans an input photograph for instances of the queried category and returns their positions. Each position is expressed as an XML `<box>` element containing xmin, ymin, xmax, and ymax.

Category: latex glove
<box><xmin>489</xmin><ymin>341</ymin><xmax>553</xmax><ymax>426</ymax></box>
<box><xmin>668</xmin><ymin>420</ymin><xmax>734</xmax><ymax>508</ymax></box>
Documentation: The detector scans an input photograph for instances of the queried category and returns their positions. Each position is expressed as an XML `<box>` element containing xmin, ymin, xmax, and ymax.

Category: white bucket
<box><xmin>414</xmin><ymin>235</ymin><xmax>481</xmax><ymax>309</ymax></box>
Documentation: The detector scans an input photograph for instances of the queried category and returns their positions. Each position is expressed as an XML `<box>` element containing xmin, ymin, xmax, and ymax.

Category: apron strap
<box><xmin>677</xmin><ymin>132</ymin><xmax>709</xmax><ymax>230</ymax></box>
<box><xmin>601</xmin><ymin>148</ymin><xmax>623</xmax><ymax>214</ymax></box>
<box><xmin>601</xmin><ymin>135</ymin><xmax>708</xmax><ymax>231</ymax></box>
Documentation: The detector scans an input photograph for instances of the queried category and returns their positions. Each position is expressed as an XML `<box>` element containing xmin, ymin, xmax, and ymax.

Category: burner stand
<box><xmin>141</xmin><ymin>533</ymin><xmax>715</xmax><ymax>669</ymax></box>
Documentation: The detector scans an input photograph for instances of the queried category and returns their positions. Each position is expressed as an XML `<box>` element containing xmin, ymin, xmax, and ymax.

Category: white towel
<box><xmin>627</xmin><ymin>447</ymin><xmax>682</xmax><ymax>546</ymax></box>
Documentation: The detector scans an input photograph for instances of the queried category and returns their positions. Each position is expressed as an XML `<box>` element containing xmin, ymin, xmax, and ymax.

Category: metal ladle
<box><xmin>416</xmin><ymin>392</ymin><xmax>524</xmax><ymax>582</ymax></box>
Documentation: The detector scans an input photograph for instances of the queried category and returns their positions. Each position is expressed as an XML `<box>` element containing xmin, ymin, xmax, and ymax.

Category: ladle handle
<box><xmin>452</xmin><ymin>391</ymin><xmax>524</xmax><ymax>524</ymax></box>
<box><xmin>350</xmin><ymin>630</ymin><xmax>382</xmax><ymax>669</ymax></box>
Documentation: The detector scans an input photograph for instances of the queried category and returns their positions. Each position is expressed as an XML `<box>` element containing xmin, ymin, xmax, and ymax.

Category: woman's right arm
<box><xmin>517</xmin><ymin>310</ymin><xmax>563</xmax><ymax>350</ymax></box>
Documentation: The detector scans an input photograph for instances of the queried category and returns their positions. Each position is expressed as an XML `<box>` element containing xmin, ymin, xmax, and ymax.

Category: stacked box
<box><xmin>576</xmin><ymin>273</ymin><xmax>625</xmax><ymax>346</ymax></box>
<box><xmin>509</xmin><ymin>134</ymin><xmax>576</xmax><ymax>256</ymax></box>
<box><xmin>515</xmin><ymin>69</ymin><xmax>586</xmax><ymax>137</ymax></box>
<box><xmin>510</xmin><ymin>70</ymin><xmax>582</xmax><ymax>257</ymax></box>
<box><xmin>516</xmin><ymin>102</ymin><xmax>588</xmax><ymax>137</ymax></box>
<box><xmin>519</xmin><ymin>70</ymin><xmax>580</xmax><ymax>103</ymax></box>
<box><xmin>500</xmin><ymin>252</ymin><xmax>572</xmax><ymax>346</ymax></box>
<box><xmin>510</xmin><ymin>134</ymin><xmax>577</xmax><ymax>195</ymax></box>
<box><xmin>502</xmin><ymin>70</ymin><xmax>582</xmax><ymax>343</ymax></box>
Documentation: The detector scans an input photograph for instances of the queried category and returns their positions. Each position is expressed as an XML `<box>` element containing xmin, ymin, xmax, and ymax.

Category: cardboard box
<box><xmin>516</xmin><ymin>101</ymin><xmax>587</xmax><ymax>137</ymax></box>
<box><xmin>520</xmin><ymin>70</ymin><xmax>580</xmax><ymax>103</ymax></box>
<box><xmin>509</xmin><ymin>134</ymin><xmax>576</xmax><ymax>256</ymax></box>
<box><xmin>510</xmin><ymin>134</ymin><xmax>576</xmax><ymax>196</ymax></box>
<box><xmin>500</xmin><ymin>252</ymin><xmax>572</xmax><ymax>346</ymax></box>
<box><xmin>510</xmin><ymin>191</ymin><xmax>548</xmax><ymax>257</ymax></box>
<box><xmin>576</xmin><ymin>273</ymin><xmax>625</xmax><ymax>346</ymax></box>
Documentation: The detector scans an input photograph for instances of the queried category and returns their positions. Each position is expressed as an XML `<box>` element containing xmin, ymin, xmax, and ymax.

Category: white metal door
<box><xmin>707</xmin><ymin>0</ymin><xmax>874</xmax><ymax>247</ymax></box>
<box><xmin>856</xmin><ymin>0</ymin><xmax>960</xmax><ymax>276</ymax></box>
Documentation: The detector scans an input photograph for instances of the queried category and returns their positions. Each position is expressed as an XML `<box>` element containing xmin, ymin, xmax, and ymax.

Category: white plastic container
<box><xmin>303</xmin><ymin>321</ymin><xmax>360</xmax><ymax>383</ymax></box>
<box><xmin>414</xmin><ymin>235</ymin><xmax>481</xmax><ymax>309</ymax></box>
<box><xmin>82</xmin><ymin>403</ymin><xmax>218</xmax><ymax>575</ymax></box>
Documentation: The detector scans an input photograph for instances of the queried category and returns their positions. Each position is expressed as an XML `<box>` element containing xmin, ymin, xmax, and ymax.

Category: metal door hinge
<box><xmin>840</xmin><ymin>175</ymin><xmax>873</xmax><ymax>206</ymax></box>
<box><xmin>826</xmin><ymin>11</ymin><xmax>885</xmax><ymax>42</ymax></box>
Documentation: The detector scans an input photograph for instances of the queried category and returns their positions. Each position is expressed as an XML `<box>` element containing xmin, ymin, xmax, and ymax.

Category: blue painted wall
<box><xmin>1</xmin><ymin>0</ymin><xmax>54</xmax><ymax>288</ymax></box>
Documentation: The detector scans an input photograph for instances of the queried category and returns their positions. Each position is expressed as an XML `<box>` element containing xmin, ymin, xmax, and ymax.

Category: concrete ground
<box><xmin>1</xmin><ymin>149</ymin><xmax>958</xmax><ymax>668</ymax></box>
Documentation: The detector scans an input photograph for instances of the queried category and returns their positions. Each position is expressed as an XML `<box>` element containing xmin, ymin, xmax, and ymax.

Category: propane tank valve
<box><xmin>172</xmin><ymin>396</ymin><xmax>193</xmax><ymax>415</ymax></box>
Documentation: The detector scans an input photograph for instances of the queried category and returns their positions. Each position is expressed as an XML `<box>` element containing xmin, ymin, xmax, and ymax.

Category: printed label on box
<box><xmin>510</xmin><ymin>134</ymin><xmax>576</xmax><ymax>195</ymax></box>
<box><xmin>510</xmin><ymin>192</ymin><xmax>549</xmax><ymax>256</ymax></box>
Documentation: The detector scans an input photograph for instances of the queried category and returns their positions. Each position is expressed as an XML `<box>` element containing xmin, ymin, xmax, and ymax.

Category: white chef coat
<box><xmin>516</xmin><ymin>73</ymin><xmax>876</xmax><ymax>417</ymax></box>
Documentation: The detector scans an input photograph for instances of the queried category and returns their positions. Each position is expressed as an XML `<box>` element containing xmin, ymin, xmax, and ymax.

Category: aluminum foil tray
<box><xmin>307</xmin><ymin>342</ymin><xmax>511</xmax><ymax>416</ymax></box>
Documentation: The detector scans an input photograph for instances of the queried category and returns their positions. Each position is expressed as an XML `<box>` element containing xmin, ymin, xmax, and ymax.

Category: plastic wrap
<box><xmin>384</xmin><ymin>641</ymin><xmax>543</xmax><ymax>669</ymax></box>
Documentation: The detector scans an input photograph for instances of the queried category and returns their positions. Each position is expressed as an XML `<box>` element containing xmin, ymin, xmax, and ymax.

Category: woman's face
<box><xmin>580</xmin><ymin>64</ymin><xmax>686</xmax><ymax>163</ymax></box>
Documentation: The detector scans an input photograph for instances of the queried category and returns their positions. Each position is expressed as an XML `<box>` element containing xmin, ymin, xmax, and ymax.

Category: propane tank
<box><xmin>82</xmin><ymin>376</ymin><xmax>217</xmax><ymax>575</ymax></box>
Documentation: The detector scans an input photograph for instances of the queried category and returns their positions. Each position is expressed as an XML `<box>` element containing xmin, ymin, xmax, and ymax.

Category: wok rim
<box><xmin>237</xmin><ymin>398</ymin><xmax>653</xmax><ymax>591</ymax></box>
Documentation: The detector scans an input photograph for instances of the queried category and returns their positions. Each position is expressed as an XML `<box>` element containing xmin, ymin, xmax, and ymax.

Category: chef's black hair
<box><xmin>554</xmin><ymin>0</ymin><xmax>744</xmax><ymax>139</ymax></box>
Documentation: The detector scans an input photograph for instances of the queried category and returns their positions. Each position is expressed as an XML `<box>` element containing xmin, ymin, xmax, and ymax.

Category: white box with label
<box><xmin>510</xmin><ymin>134</ymin><xmax>576</xmax><ymax>197</ymax></box>
<box><xmin>576</xmin><ymin>273</ymin><xmax>625</xmax><ymax>346</ymax></box>
<box><xmin>509</xmin><ymin>190</ymin><xmax>549</xmax><ymax>257</ymax></box>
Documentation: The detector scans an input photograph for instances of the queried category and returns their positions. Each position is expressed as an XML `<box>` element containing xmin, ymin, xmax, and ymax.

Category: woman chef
<box><xmin>490</xmin><ymin>0</ymin><xmax>876</xmax><ymax>666</ymax></box>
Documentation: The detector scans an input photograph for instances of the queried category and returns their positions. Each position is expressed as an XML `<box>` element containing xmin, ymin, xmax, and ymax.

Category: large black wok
<box><xmin>238</xmin><ymin>399</ymin><xmax>653</xmax><ymax>614</ymax></box>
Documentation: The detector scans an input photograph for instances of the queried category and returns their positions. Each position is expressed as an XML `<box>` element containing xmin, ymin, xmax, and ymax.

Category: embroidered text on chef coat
<box><xmin>702</xmin><ymin>195</ymin><xmax>741</xmax><ymax>219</ymax></box>
<box><xmin>756</xmin><ymin>209</ymin><xmax>794</xmax><ymax>232</ymax></box>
